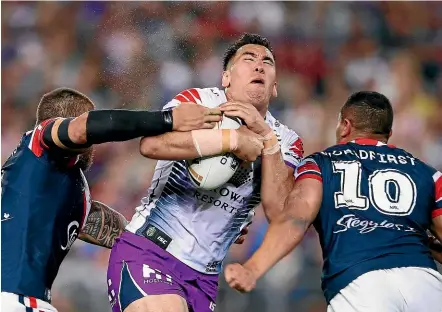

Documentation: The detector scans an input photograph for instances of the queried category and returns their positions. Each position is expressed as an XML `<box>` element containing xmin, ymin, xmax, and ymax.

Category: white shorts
<box><xmin>328</xmin><ymin>267</ymin><xmax>442</xmax><ymax>312</ymax></box>
<box><xmin>1</xmin><ymin>292</ymin><xmax>58</xmax><ymax>312</ymax></box>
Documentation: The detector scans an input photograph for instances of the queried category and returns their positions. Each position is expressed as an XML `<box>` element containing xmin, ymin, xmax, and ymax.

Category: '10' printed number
<box><xmin>332</xmin><ymin>161</ymin><xmax>417</xmax><ymax>216</ymax></box>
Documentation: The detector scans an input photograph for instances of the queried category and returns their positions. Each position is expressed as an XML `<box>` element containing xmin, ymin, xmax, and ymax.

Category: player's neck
<box><xmin>258</xmin><ymin>107</ymin><xmax>268</xmax><ymax>118</ymax></box>
<box><xmin>344</xmin><ymin>133</ymin><xmax>388</xmax><ymax>144</ymax></box>
<box><xmin>224</xmin><ymin>89</ymin><xmax>268</xmax><ymax>117</ymax></box>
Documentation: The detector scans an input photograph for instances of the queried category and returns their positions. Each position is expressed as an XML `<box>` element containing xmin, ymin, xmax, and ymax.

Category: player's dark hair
<box><xmin>36</xmin><ymin>87</ymin><xmax>95</xmax><ymax>124</ymax></box>
<box><xmin>223</xmin><ymin>33</ymin><xmax>274</xmax><ymax>70</ymax></box>
<box><xmin>341</xmin><ymin>91</ymin><xmax>393</xmax><ymax>138</ymax></box>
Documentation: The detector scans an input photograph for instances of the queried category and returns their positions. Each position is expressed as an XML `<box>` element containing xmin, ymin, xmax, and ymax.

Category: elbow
<box><xmin>140</xmin><ymin>137</ymin><xmax>162</xmax><ymax>158</ymax></box>
<box><xmin>261</xmin><ymin>192</ymin><xmax>289</xmax><ymax>222</ymax></box>
<box><xmin>262</xmin><ymin>202</ymin><xmax>284</xmax><ymax>223</ymax></box>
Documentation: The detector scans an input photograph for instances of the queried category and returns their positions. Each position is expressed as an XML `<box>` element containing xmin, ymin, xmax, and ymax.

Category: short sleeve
<box><xmin>280</xmin><ymin>130</ymin><xmax>304</xmax><ymax>169</ymax></box>
<box><xmin>294</xmin><ymin>154</ymin><xmax>323</xmax><ymax>183</ymax></box>
<box><xmin>163</xmin><ymin>88</ymin><xmax>203</xmax><ymax>111</ymax></box>
<box><xmin>28</xmin><ymin>118</ymin><xmax>57</xmax><ymax>157</ymax></box>
<box><xmin>432</xmin><ymin>171</ymin><xmax>442</xmax><ymax>218</ymax></box>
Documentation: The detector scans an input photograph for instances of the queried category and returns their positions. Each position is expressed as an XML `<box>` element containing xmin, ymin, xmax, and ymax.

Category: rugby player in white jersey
<box><xmin>107</xmin><ymin>33</ymin><xmax>304</xmax><ymax>312</ymax></box>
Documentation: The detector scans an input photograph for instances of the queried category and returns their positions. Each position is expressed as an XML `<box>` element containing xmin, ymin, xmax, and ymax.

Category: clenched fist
<box><xmin>224</xmin><ymin>263</ymin><xmax>257</xmax><ymax>293</ymax></box>
<box><xmin>172</xmin><ymin>102</ymin><xmax>222</xmax><ymax>131</ymax></box>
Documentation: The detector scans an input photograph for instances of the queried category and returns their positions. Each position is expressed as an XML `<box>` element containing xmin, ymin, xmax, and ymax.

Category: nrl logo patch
<box><xmin>146</xmin><ymin>226</ymin><xmax>156</xmax><ymax>237</ymax></box>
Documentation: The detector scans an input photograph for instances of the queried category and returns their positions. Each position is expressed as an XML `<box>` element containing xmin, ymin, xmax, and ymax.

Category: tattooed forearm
<box><xmin>79</xmin><ymin>200</ymin><xmax>128</xmax><ymax>249</ymax></box>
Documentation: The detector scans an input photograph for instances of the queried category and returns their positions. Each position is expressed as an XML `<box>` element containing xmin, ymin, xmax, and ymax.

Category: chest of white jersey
<box><xmin>126</xmin><ymin>87</ymin><xmax>302</xmax><ymax>274</ymax></box>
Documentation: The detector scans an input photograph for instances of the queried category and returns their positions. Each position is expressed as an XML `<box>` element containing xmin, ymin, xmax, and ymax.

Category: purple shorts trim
<box><xmin>107</xmin><ymin>232</ymin><xmax>218</xmax><ymax>312</ymax></box>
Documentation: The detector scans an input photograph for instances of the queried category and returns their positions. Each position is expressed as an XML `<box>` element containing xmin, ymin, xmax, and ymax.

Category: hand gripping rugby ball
<box><xmin>187</xmin><ymin>116</ymin><xmax>242</xmax><ymax>190</ymax></box>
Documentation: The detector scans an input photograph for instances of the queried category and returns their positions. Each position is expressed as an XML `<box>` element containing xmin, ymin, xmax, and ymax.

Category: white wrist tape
<box><xmin>262</xmin><ymin>132</ymin><xmax>280</xmax><ymax>155</ymax></box>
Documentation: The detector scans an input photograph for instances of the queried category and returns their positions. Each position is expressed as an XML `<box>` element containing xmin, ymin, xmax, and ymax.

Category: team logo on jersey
<box><xmin>205</xmin><ymin>260</ymin><xmax>222</xmax><ymax>273</ymax></box>
<box><xmin>146</xmin><ymin>226</ymin><xmax>156</xmax><ymax>237</ymax></box>
<box><xmin>61</xmin><ymin>221</ymin><xmax>79</xmax><ymax>250</ymax></box>
<box><xmin>289</xmin><ymin>138</ymin><xmax>304</xmax><ymax>161</ymax></box>
<box><xmin>1</xmin><ymin>212</ymin><xmax>13</xmax><ymax>222</ymax></box>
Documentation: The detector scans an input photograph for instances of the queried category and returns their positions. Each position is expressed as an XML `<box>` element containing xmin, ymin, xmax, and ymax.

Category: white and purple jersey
<box><xmin>126</xmin><ymin>87</ymin><xmax>303</xmax><ymax>274</ymax></box>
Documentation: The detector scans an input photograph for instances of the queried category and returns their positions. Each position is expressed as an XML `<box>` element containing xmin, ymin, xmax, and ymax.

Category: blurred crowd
<box><xmin>2</xmin><ymin>2</ymin><xmax>442</xmax><ymax>312</ymax></box>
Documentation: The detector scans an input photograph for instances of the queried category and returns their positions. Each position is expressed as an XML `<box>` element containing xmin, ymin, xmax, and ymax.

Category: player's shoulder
<box><xmin>266</xmin><ymin>111</ymin><xmax>304</xmax><ymax>162</ymax></box>
<box><xmin>266</xmin><ymin>111</ymin><xmax>301</xmax><ymax>141</ymax></box>
<box><xmin>396</xmin><ymin>147</ymin><xmax>439</xmax><ymax>176</ymax></box>
<box><xmin>23</xmin><ymin>119</ymin><xmax>58</xmax><ymax>158</ymax></box>
<box><xmin>164</xmin><ymin>87</ymin><xmax>227</xmax><ymax>110</ymax></box>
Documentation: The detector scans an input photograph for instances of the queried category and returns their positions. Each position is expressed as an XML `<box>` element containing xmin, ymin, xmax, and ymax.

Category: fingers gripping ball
<box><xmin>187</xmin><ymin>116</ymin><xmax>242</xmax><ymax>190</ymax></box>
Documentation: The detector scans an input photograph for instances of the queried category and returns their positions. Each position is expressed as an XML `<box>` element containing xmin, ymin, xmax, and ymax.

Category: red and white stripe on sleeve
<box><xmin>27</xmin><ymin>119</ymin><xmax>56</xmax><ymax>157</ymax></box>
<box><xmin>294</xmin><ymin>157</ymin><xmax>322</xmax><ymax>183</ymax></box>
<box><xmin>163</xmin><ymin>88</ymin><xmax>202</xmax><ymax>111</ymax></box>
<box><xmin>433</xmin><ymin>171</ymin><xmax>442</xmax><ymax>219</ymax></box>
<box><xmin>173</xmin><ymin>88</ymin><xmax>202</xmax><ymax>105</ymax></box>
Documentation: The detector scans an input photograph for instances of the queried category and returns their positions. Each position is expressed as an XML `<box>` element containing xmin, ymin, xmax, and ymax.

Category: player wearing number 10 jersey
<box><xmin>225</xmin><ymin>91</ymin><xmax>442</xmax><ymax>312</ymax></box>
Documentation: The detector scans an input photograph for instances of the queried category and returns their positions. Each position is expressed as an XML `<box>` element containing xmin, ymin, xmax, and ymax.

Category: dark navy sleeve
<box><xmin>27</xmin><ymin>118</ymin><xmax>58</xmax><ymax>157</ymax></box>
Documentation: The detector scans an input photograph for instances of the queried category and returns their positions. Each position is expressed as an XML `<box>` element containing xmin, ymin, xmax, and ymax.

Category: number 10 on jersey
<box><xmin>332</xmin><ymin>161</ymin><xmax>417</xmax><ymax>216</ymax></box>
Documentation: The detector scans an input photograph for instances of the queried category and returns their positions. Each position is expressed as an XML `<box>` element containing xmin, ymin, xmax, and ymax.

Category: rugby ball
<box><xmin>187</xmin><ymin>116</ymin><xmax>242</xmax><ymax>190</ymax></box>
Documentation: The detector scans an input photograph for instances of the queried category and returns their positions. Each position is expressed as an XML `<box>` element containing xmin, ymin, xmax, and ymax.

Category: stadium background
<box><xmin>2</xmin><ymin>2</ymin><xmax>442</xmax><ymax>311</ymax></box>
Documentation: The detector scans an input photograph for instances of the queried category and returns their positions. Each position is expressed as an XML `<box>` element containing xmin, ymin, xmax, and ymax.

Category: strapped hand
<box><xmin>220</xmin><ymin>102</ymin><xmax>272</xmax><ymax>137</ymax></box>
<box><xmin>172</xmin><ymin>102</ymin><xmax>222</xmax><ymax>131</ymax></box>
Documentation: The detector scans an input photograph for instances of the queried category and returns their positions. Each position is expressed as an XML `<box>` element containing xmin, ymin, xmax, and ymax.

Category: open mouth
<box><xmin>250</xmin><ymin>78</ymin><xmax>265</xmax><ymax>84</ymax></box>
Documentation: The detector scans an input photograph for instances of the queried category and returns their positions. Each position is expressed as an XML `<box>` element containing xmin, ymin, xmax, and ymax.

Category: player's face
<box><xmin>222</xmin><ymin>44</ymin><xmax>277</xmax><ymax>111</ymax></box>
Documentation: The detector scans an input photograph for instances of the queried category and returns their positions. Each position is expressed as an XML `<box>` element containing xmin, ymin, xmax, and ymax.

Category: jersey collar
<box><xmin>339</xmin><ymin>138</ymin><xmax>396</xmax><ymax>148</ymax></box>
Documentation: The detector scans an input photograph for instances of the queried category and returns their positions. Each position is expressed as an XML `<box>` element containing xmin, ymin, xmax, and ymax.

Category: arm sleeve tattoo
<box><xmin>79</xmin><ymin>200</ymin><xmax>128</xmax><ymax>249</ymax></box>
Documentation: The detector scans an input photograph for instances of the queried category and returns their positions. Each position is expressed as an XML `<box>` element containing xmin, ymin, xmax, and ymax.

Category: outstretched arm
<box><xmin>40</xmin><ymin>102</ymin><xmax>220</xmax><ymax>154</ymax></box>
<box><xmin>225</xmin><ymin>178</ymin><xmax>322</xmax><ymax>292</ymax></box>
<box><xmin>78</xmin><ymin>200</ymin><xmax>128</xmax><ymax>249</ymax></box>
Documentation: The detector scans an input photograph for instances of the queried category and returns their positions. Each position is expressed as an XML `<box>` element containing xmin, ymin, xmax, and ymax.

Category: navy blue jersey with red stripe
<box><xmin>1</xmin><ymin>120</ymin><xmax>91</xmax><ymax>302</ymax></box>
<box><xmin>295</xmin><ymin>138</ymin><xmax>442</xmax><ymax>303</ymax></box>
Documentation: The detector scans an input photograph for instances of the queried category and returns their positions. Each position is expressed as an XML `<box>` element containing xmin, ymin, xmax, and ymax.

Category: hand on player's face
<box><xmin>224</xmin><ymin>263</ymin><xmax>257</xmax><ymax>293</ymax></box>
<box><xmin>220</xmin><ymin>102</ymin><xmax>271</xmax><ymax>137</ymax></box>
<box><xmin>172</xmin><ymin>102</ymin><xmax>222</xmax><ymax>131</ymax></box>
<box><xmin>233</xmin><ymin>126</ymin><xmax>264</xmax><ymax>162</ymax></box>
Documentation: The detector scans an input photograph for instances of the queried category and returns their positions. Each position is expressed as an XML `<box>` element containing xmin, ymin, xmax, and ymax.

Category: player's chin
<box><xmin>245</xmin><ymin>90</ymin><xmax>268</xmax><ymax>106</ymax></box>
<box><xmin>78</xmin><ymin>148</ymin><xmax>94</xmax><ymax>172</ymax></box>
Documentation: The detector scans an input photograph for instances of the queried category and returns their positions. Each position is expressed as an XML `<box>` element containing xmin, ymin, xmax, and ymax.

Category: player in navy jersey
<box><xmin>1</xmin><ymin>87</ymin><xmax>222</xmax><ymax>312</ymax></box>
<box><xmin>225</xmin><ymin>91</ymin><xmax>442</xmax><ymax>311</ymax></box>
